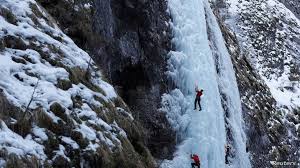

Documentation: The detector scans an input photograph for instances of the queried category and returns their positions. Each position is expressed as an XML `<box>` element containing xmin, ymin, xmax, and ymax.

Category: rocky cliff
<box><xmin>1</xmin><ymin>0</ymin><xmax>299</xmax><ymax>167</ymax></box>
<box><xmin>0</xmin><ymin>0</ymin><xmax>154</xmax><ymax>167</ymax></box>
<box><xmin>211</xmin><ymin>0</ymin><xmax>300</xmax><ymax>167</ymax></box>
<box><xmin>36</xmin><ymin>0</ymin><xmax>176</xmax><ymax>159</ymax></box>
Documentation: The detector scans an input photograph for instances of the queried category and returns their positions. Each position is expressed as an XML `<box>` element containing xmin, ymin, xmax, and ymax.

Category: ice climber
<box><xmin>225</xmin><ymin>144</ymin><xmax>231</xmax><ymax>164</ymax></box>
<box><xmin>190</xmin><ymin>154</ymin><xmax>201</xmax><ymax>168</ymax></box>
<box><xmin>194</xmin><ymin>87</ymin><xmax>203</xmax><ymax>111</ymax></box>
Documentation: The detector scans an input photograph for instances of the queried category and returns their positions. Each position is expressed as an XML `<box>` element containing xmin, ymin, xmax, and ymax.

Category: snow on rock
<box><xmin>52</xmin><ymin>144</ymin><xmax>70</xmax><ymax>162</ymax></box>
<box><xmin>223</xmin><ymin>0</ymin><xmax>300</xmax><ymax>110</ymax></box>
<box><xmin>83</xmin><ymin>3</ymin><xmax>92</xmax><ymax>10</ymax></box>
<box><xmin>32</xmin><ymin>125</ymin><xmax>48</xmax><ymax>141</ymax></box>
<box><xmin>0</xmin><ymin>0</ymin><xmax>135</xmax><ymax>166</ymax></box>
<box><xmin>61</xmin><ymin>136</ymin><xmax>79</xmax><ymax>149</ymax></box>
<box><xmin>0</xmin><ymin>121</ymin><xmax>46</xmax><ymax>160</ymax></box>
<box><xmin>219</xmin><ymin>0</ymin><xmax>300</xmax><ymax>165</ymax></box>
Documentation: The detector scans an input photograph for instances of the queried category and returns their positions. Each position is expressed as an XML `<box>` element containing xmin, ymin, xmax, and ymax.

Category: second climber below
<box><xmin>194</xmin><ymin>87</ymin><xmax>203</xmax><ymax>111</ymax></box>
<box><xmin>191</xmin><ymin>154</ymin><xmax>201</xmax><ymax>168</ymax></box>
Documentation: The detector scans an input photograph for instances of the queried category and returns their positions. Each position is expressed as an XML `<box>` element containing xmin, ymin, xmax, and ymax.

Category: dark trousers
<box><xmin>191</xmin><ymin>163</ymin><xmax>200</xmax><ymax>168</ymax></box>
<box><xmin>225</xmin><ymin>150</ymin><xmax>229</xmax><ymax>164</ymax></box>
<box><xmin>194</xmin><ymin>97</ymin><xmax>201</xmax><ymax>110</ymax></box>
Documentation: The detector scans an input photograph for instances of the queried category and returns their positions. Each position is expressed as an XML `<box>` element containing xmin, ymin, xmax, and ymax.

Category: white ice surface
<box><xmin>161</xmin><ymin>0</ymin><xmax>250</xmax><ymax>167</ymax></box>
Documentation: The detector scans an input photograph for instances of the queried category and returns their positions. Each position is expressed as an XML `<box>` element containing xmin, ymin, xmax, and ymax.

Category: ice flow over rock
<box><xmin>160</xmin><ymin>0</ymin><xmax>251</xmax><ymax>167</ymax></box>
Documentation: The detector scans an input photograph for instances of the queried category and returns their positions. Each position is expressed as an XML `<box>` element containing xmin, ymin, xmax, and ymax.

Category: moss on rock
<box><xmin>12</xmin><ymin>57</ymin><xmax>27</xmax><ymax>64</ymax></box>
<box><xmin>50</xmin><ymin>102</ymin><xmax>65</xmax><ymax>114</ymax></box>
<box><xmin>3</xmin><ymin>35</ymin><xmax>27</xmax><ymax>50</ymax></box>
<box><xmin>70</xmin><ymin>130</ymin><xmax>89</xmax><ymax>149</ymax></box>
<box><xmin>0</xmin><ymin>7</ymin><xmax>17</xmax><ymax>25</ymax></box>
<box><xmin>57</xmin><ymin>79</ymin><xmax>72</xmax><ymax>90</ymax></box>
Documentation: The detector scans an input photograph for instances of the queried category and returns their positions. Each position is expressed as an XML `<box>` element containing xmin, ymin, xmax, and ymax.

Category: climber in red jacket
<box><xmin>194</xmin><ymin>87</ymin><xmax>203</xmax><ymax>111</ymax></box>
<box><xmin>191</xmin><ymin>154</ymin><xmax>201</xmax><ymax>168</ymax></box>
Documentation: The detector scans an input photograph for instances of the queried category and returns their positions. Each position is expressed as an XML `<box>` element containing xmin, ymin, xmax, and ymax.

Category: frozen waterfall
<box><xmin>160</xmin><ymin>0</ymin><xmax>251</xmax><ymax>168</ymax></box>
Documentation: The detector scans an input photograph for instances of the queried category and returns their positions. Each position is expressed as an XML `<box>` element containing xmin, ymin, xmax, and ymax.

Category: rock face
<box><xmin>211</xmin><ymin>0</ymin><xmax>300</xmax><ymax>167</ymax></box>
<box><xmin>0</xmin><ymin>0</ymin><xmax>155</xmax><ymax>167</ymax></box>
<box><xmin>93</xmin><ymin>1</ymin><xmax>175</xmax><ymax>158</ymax></box>
<box><xmin>37</xmin><ymin>0</ymin><xmax>176</xmax><ymax>159</ymax></box>
<box><xmin>214</xmin><ymin>14</ymin><xmax>280</xmax><ymax>166</ymax></box>
<box><xmin>278</xmin><ymin>0</ymin><xmax>300</xmax><ymax>19</ymax></box>
<box><xmin>2</xmin><ymin>0</ymin><xmax>298</xmax><ymax>167</ymax></box>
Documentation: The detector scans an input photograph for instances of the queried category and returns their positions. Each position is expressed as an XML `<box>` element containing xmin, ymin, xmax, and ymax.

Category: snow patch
<box><xmin>0</xmin><ymin>121</ymin><xmax>46</xmax><ymax>160</ymax></box>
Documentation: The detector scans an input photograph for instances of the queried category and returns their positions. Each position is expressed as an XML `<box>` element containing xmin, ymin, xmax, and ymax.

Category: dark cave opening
<box><xmin>113</xmin><ymin>64</ymin><xmax>151</xmax><ymax>103</ymax></box>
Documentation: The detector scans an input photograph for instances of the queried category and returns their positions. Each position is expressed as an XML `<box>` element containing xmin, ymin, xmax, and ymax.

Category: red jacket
<box><xmin>191</xmin><ymin>155</ymin><xmax>200</xmax><ymax>165</ymax></box>
<box><xmin>196</xmin><ymin>91</ymin><xmax>203</xmax><ymax>97</ymax></box>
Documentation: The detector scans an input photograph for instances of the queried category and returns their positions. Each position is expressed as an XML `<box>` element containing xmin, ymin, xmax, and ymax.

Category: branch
<box><xmin>24</xmin><ymin>79</ymin><xmax>39</xmax><ymax>114</ymax></box>
<box><xmin>86</xmin><ymin>57</ymin><xmax>92</xmax><ymax>73</ymax></box>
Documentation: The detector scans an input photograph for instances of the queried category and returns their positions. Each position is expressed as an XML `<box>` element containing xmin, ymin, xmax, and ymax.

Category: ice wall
<box><xmin>160</xmin><ymin>0</ymin><xmax>251</xmax><ymax>167</ymax></box>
